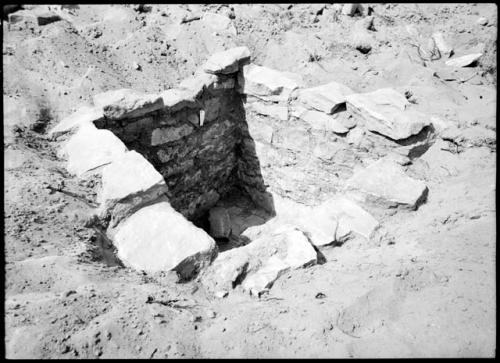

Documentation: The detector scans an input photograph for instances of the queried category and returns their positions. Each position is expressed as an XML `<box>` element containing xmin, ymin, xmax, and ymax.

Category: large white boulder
<box><xmin>98</xmin><ymin>150</ymin><xmax>167</xmax><ymax>225</ymax></box>
<box><xmin>111</xmin><ymin>201</ymin><xmax>217</xmax><ymax>278</ymax></box>
<box><xmin>238</xmin><ymin>64</ymin><xmax>301</xmax><ymax>102</ymax></box>
<box><xmin>346</xmin><ymin>88</ymin><xmax>431</xmax><ymax>140</ymax></box>
<box><xmin>297</xmin><ymin>81</ymin><xmax>355</xmax><ymax>114</ymax></box>
<box><xmin>93</xmin><ymin>89</ymin><xmax>164</xmax><ymax>120</ymax></box>
<box><xmin>345</xmin><ymin>158</ymin><xmax>428</xmax><ymax>209</ymax></box>
<box><xmin>57</xmin><ymin>123</ymin><xmax>127</xmax><ymax>177</ymax></box>
<box><xmin>203</xmin><ymin>46</ymin><xmax>251</xmax><ymax>75</ymax></box>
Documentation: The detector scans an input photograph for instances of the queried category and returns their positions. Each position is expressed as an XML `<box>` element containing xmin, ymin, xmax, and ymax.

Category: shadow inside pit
<box><xmin>192</xmin><ymin>86</ymin><xmax>277</xmax><ymax>251</ymax></box>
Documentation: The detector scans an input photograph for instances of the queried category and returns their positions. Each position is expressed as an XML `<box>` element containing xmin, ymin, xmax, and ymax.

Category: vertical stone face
<box><xmin>95</xmin><ymin>71</ymin><xmax>250</xmax><ymax>220</ymax></box>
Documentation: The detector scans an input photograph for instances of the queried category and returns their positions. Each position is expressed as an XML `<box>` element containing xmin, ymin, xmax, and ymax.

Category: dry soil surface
<box><xmin>3</xmin><ymin>3</ymin><xmax>497</xmax><ymax>358</ymax></box>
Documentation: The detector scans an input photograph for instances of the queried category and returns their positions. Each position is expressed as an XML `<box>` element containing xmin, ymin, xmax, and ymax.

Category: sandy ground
<box><xmin>3</xmin><ymin>3</ymin><xmax>497</xmax><ymax>358</ymax></box>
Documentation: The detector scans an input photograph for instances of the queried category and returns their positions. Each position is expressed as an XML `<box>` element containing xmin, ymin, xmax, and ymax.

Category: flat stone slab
<box><xmin>238</xmin><ymin>64</ymin><xmax>301</xmax><ymax>102</ymax></box>
<box><xmin>297</xmin><ymin>81</ymin><xmax>355</xmax><ymax>114</ymax></box>
<box><xmin>93</xmin><ymin>89</ymin><xmax>164</xmax><ymax>120</ymax></box>
<box><xmin>49</xmin><ymin>106</ymin><xmax>104</xmax><ymax>138</ymax></box>
<box><xmin>111</xmin><ymin>201</ymin><xmax>217</xmax><ymax>278</ymax></box>
<box><xmin>58</xmin><ymin>123</ymin><xmax>127</xmax><ymax>177</ymax></box>
<box><xmin>203</xmin><ymin>46</ymin><xmax>251</xmax><ymax>75</ymax></box>
<box><xmin>346</xmin><ymin>88</ymin><xmax>431</xmax><ymax>140</ymax></box>
<box><xmin>203</xmin><ymin>224</ymin><xmax>316</xmax><ymax>296</ymax></box>
<box><xmin>98</xmin><ymin>150</ymin><xmax>167</xmax><ymax>224</ymax></box>
<box><xmin>246</xmin><ymin>194</ymin><xmax>378</xmax><ymax>247</ymax></box>
<box><xmin>345</xmin><ymin>158</ymin><xmax>428</xmax><ymax>209</ymax></box>
<box><xmin>160</xmin><ymin>88</ymin><xmax>198</xmax><ymax>111</ymax></box>
<box><xmin>294</xmin><ymin>107</ymin><xmax>349</xmax><ymax>134</ymax></box>
<box><xmin>445</xmin><ymin>53</ymin><xmax>482</xmax><ymax>67</ymax></box>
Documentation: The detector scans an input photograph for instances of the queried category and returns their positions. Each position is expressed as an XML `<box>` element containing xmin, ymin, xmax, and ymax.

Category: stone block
<box><xmin>58</xmin><ymin>123</ymin><xmax>127</xmax><ymax>177</ymax></box>
<box><xmin>346</xmin><ymin>88</ymin><xmax>431</xmax><ymax>140</ymax></box>
<box><xmin>93</xmin><ymin>89</ymin><xmax>164</xmax><ymax>120</ymax></box>
<box><xmin>111</xmin><ymin>201</ymin><xmax>217</xmax><ymax>278</ymax></box>
<box><xmin>345</xmin><ymin>158</ymin><xmax>428</xmax><ymax>209</ymax></box>
<box><xmin>151</xmin><ymin>124</ymin><xmax>194</xmax><ymax>146</ymax></box>
<box><xmin>208</xmin><ymin>207</ymin><xmax>232</xmax><ymax>238</ymax></box>
<box><xmin>98</xmin><ymin>150</ymin><xmax>167</xmax><ymax>225</ymax></box>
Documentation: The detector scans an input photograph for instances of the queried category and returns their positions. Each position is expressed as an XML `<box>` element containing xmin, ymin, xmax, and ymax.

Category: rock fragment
<box><xmin>432</xmin><ymin>32</ymin><xmax>453</xmax><ymax>58</ymax></box>
<box><xmin>294</xmin><ymin>108</ymin><xmax>349</xmax><ymax>134</ymax></box>
<box><xmin>345</xmin><ymin>158</ymin><xmax>428</xmax><ymax>209</ymax></box>
<box><xmin>208</xmin><ymin>207</ymin><xmax>232</xmax><ymax>239</ymax></box>
<box><xmin>477</xmin><ymin>17</ymin><xmax>488</xmax><ymax>26</ymax></box>
<box><xmin>346</xmin><ymin>88</ymin><xmax>431</xmax><ymax>140</ymax></box>
<box><xmin>36</xmin><ymin>12</ymin><xmax>61</xmax><ymax>26</ymax></box>
<box><xmin>445</xmin><ymin>53</ymin><xmax>482</xmax><ymax>67</ymax></box>
<box><xmin>203</xmin><ymin>225</ymin><xmax>317</xmax><ymax>295</ymax></box>
<box><xmin>111</xmin><ymin>202</ymin><xmax>217</xmax><ymax>278</ymax></box>
<box><xmin>238</xmin><ymin>64</ymin><xmax>301</xmax><ymax>102</ymax></box>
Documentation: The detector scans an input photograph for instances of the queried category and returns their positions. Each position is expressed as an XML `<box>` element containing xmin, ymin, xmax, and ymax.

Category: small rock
<box><xmin>432</xmin><ymin>32</ymin><xmax>453</xmax><ymax>58</ymax></box>
<box><xmin>315</xmin><ymin>292</ymin><xmax>326</xmax><ymax>299</ymax></box>
<box><xmin>36</xmin><ymin>12</ymin><xmax>62</xmax><ymax>26</ymax></box>
<box><xmin>208</xmin><ymin>207</ymin><xmax>231</xmax><ymax>239</ymax></box>
<box><xmin>477</xmin><ymin>17</ymin><xmax>488</xmax><ymax>26</ymax></box>
<box><xmin>214</xmin><ymin>290</ymin><xmax>228</xmax><ymax>299</ymax></box>
<box><xmin>132</xmin><ymin>61</ymin><xmax>141</xmax><ymax>71</ymax></box>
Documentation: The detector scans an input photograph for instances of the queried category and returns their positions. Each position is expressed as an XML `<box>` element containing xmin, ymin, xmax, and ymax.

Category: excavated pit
<box><xmin>94</xmin><ymin>71</ymin><xmax>275</xmax><ymax>248</ymax></box>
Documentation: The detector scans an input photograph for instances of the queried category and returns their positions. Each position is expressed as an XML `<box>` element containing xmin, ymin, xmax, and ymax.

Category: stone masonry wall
<box><xmin>94</xmin><ymin>74</ymin><xmax>249</xmax><ymax>221</ymax></box>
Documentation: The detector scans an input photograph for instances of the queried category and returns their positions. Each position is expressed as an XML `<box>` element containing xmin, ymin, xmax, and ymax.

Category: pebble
<box><xmin>205</xmin><ymin>310</ymin><xmax>217</xmax><ymax>319</ymax></box>
<box><xmin>214</xmin><ymin>290</ymin><xmax>228</xmax><ymax>299</ymax></box>
<box><xmin>477</xmin><ymin>17</ymin><xmax>488</xmax><ymax>26</ymax></box>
